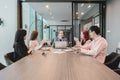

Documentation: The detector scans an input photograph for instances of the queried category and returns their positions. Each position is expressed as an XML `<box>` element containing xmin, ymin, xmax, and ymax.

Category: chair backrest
<box><xmin>4</xmin><ymin>52</ymin><xmax>14</xmax><ymax>66</ymax></box>
<box><xmin>105</xmin><ymin>52</ymin><xmax>120</xmax><ymax>69</ymax></box>
<box><xmin>105</xmin><ymin>52</ymin><xmax>118</xmax><ymax>62</ymax></box>
<box><xmin>0</xmin><ymin>63</ymin><xmax>6</xmax><ymax>70</ymax></box>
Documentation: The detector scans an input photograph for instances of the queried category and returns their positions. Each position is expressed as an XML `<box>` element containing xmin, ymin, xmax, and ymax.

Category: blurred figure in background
<box><xmin>51</xmin><ymin>30</ymin><xmax>68</xmax><ymax>46</ymax></box>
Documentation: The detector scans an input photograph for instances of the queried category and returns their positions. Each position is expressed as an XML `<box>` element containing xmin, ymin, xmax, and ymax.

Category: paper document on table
<box><xmin>64</xmin><ymin>48</ymin><xmax>73</xmax><ymax>52</ymax></box>
<box><xmin>53</xmin><ymin>49</ymin><xmax>66</xmax><ymax>54</ymax></box>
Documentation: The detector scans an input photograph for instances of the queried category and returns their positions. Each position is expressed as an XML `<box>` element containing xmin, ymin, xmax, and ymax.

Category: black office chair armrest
<box><xmin>113</xmin><ymin>68</ymin><xmax>120</xmax><ymax>75</ymax></box>
<box><xmin>5</xmin><ymin>55</ymin><xmax>14</xmax><ymax>63</ymax></box>
<box><xmin>4</xmin><ymin>53</ymin><xmax>14</xmax><ymax>65</ymax></box>
<box><xmin>0</xmin><ymin>63</ymin><xmax>6</xmax><ymax>70</ymax></box>
<box><xmin>105</xmin><ymin>55</ymin><xmax>120</xmax><ymax>65</ymax></box>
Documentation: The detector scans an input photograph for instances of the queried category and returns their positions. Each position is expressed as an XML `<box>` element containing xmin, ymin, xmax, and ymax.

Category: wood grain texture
<box><xmin>0</xmin><ymin>50</ymin><xmax>119</xmax><ymax>80</ymax></box>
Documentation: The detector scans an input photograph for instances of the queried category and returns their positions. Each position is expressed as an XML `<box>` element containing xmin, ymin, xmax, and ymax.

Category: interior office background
<box><xmin>0</xmin><ymin>0</ymin><xmax>120</xmax><ymax>65</ymax></box>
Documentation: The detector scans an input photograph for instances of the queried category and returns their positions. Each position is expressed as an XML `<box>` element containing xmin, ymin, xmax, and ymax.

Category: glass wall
<box><xmin>73</xmin><ymin>3</ymin><xmax>100</xmax><ymax>40</ymax></box>
<box><xmin>29</xmin><ymin>6</ymin><xmax>35</xmax><ymax>35</ymax></box>
<box><xmin>43</xmin><ymin>19</ymin><xmax>49</xmax><ymax>40</ymax></box>
<box><xmin>50</xmin><ymin>26</ymin><xmax>57</xmax><ymax>41</ymax></box>
<box><xmin>22</xmin><ymin>2</ymin><xmax>106</xmax><ymax>45</ymax></box>
<box><xmin>36</xmin><ymin>13</ymin><xmax>43</xmax><ymax>42</ymax></box>
<box><xmin>22</xmin><ymin>2</ymin><xmax>72</xmax><ymax>42</ymax></box>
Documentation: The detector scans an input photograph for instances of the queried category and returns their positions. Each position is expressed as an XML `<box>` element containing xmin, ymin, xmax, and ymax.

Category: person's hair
<box><xmin>89</xmin><ymin>26</ymin><xmax>100</xmax><ymax>35</ymax></box>
<box><xmin>13</xmin><ymin>29</ymin><xmax>27</xmax><ymax>47</ymax></box>
<box><xmin>30</xmin><ymin>31</ymin><xmax>38</xmax><ymax>40</ymax></box>
<box><xmin>81</xmin><ymin>30</ymin><xmax>90</xmax><ymax>42</ymax></box>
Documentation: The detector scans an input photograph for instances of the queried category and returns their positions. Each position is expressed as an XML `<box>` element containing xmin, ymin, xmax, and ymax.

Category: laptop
<box><xmin>54</xmin><ymin>41</ymin><xmax>67</xmax><ymax>49</ymax></box>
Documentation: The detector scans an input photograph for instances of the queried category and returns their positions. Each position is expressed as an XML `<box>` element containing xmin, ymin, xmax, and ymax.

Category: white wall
<box><xmin>0</xmin><ymin>0</ymin><xmax>17</xmax><ymax>65</ymax></box>
<box><xmin>106</xmin><ymin>0</ymin><xmax>120</xmax><ymax>54</ymax></box>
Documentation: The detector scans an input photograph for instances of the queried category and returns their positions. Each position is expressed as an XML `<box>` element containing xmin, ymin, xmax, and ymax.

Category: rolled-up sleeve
<box><xmin>81</xmin><ymin>39</ymin><xmax>107</xmax><ymax>56</ymax></box>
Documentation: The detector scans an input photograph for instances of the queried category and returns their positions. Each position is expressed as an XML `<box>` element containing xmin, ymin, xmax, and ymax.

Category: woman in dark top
<box><xmin>13</xmin><ymin>29</ymin><xmax>32</xmax><ymax>61</ymax></box>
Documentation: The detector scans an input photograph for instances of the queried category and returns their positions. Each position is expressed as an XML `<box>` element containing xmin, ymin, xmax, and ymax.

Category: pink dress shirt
<box><xmin>81</xmin><ymin>36</ymin><xmax>108</xmax><ymax>63</ymax></box>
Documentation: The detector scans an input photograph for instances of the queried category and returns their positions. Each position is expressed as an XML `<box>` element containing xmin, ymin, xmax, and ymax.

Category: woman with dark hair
<box><xmin>13</xmin><ymin>29</ymin><xmax>32</xmax><ymax>61</ymax></box>
<box><xmin>29</xmin><ymin>30</ymin><xmax>45</xmax><ymax>50</ymax></box>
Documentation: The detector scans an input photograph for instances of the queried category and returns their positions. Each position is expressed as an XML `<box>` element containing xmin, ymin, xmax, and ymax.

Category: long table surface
<box><xmin>0</xmin><ymin>48</ymin><xmax>120</xmax><ymax>80</ymax></box>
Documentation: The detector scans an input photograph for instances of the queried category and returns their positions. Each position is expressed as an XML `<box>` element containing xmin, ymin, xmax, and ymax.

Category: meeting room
<box><xmin>0</xmin><ymin>0</ymin><xmax>120</xmax><ymax>80</ymax></box>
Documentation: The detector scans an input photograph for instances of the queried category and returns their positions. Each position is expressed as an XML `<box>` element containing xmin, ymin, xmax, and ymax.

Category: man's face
<box><xmin>59</xmin><ymin>31</ymin><xmax>64</xmax><ymax>38</ymax></box>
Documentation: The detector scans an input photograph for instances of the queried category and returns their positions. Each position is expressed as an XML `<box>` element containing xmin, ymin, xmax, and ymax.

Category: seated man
<box><xmin>51</xmin><ymin>30</ymin><xmax>68</xmax><ymax>47</ymax></box>
<box><xmin>76</xmin><ymin>26</ymin><xmax>108</xmax><ymax>63</ymax></box>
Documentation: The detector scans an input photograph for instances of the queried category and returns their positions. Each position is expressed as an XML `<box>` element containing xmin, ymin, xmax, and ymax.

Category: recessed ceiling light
<box><xmin>88</xmin><ymin>5</ymin><xmax>91</xmax><ymax>8</ymax></box>
<box><xmin>81</xmin><ymin>3</ymin><xmax>84</xmax><ymax>7</ymax></box>
<box><xmin>45</xmin><ymin>5</ymin><xmax>49</xmax><ymax>9</ymax></box>
<box><xmin>81</xmin><ymin>12</ymin><xmax>84</xmax><ymax>15</ymax></box>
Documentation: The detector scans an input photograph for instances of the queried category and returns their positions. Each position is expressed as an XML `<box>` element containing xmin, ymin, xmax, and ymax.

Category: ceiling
<box><xmin>28</xmin><ymin>2</ymin><xmax>98</xmax><ymax>25</ymax></box>
<box><xmin>29</xmin><ymin>2</ymin><xmax>72</xmax><ymax>25</ymax></box>
<box><xmin>78</xmin><ymin>3</ymin><xmax>96</xmax><ymax>19</ymax></box>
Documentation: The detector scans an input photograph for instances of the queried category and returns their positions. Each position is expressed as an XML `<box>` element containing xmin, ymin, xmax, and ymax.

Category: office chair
<box><xmin>0</xmin><ymin>63</ymin><xmax>6</xmax><ymax>70</ymax></box>
<box><xmin>105</xmin><ymin>52</ymin><xmax>120</xmax><ymax>69</ymax></box>
<box><xmin>114</xmin><ymin>69</ymin><xmax>120</xmax><ymax>75</ymax></box>
<box><xmin>104</xmin><ymin>52</ymin><xmax>120</xmax><ymax>75</ymax></box>
<box><xmin>4</xmin><ymin>52</ymin><xmax>15</xmax><ymax>66</ymax></box>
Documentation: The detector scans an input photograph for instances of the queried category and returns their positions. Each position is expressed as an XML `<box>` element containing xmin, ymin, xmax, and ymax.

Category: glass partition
<box><xmin>22</xmin><ymin>2</ymin><xmax>72</xmax><ymax>43</ymax></box>
<box><xmin>73</xmin><ymin>3</ymin><xmax>99</xmax><ymax>40</ymax></box>
<box><xmin>22</xmin><ymin>1</ymin><xmax>106</xmax><ymax>45</ymax></box>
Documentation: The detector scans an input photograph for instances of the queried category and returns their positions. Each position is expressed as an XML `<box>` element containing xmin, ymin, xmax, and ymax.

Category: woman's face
<box><xmin>24</xmin><ymin>35</ymin><xmax>27</xmax><ymax>40</ymax></box>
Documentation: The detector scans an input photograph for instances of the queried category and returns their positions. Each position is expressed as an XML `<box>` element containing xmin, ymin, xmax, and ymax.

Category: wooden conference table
<box><xmin>0</xmin><ymin>48</ymin><xmax>119</xmax><ymax>80</ymax></box>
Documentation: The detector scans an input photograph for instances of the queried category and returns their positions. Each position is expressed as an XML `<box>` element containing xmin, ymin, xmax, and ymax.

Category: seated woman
<box><xmin>81</xmin><ymin>30</ymin><xmax>91</xmax><ymax>45</ymax></box>
<box><xmin>29</xmin><ymin>30</ymin><xmax>45</xmax><ymax>50</ymax></box>
<box><xmin>74</xmin><ymin>30</ymin><xmax>91</xmax><ymax>49</ymax></box>
<box><xmin>13</xmin><ymin>29</ymin><xmax>32</xmax><ymax>61</ymax></box>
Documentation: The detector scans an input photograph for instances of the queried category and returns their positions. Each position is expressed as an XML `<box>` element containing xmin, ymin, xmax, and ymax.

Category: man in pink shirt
<box><xmin>77</xmin><ymin>26</ymin><xmax>108</xmax><ymax>63</ymax></box>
